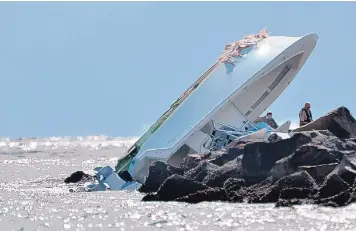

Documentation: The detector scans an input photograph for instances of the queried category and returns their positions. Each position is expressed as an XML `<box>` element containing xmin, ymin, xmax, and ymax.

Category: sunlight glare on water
<box><xmin>1</xmin><ymin>136</ymin><xmax>356</xmax><ymax>230</ymax></box>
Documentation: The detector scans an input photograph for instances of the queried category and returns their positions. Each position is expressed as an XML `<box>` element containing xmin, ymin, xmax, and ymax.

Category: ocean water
<box><xmin>1</xmin><ymin>136</ymin><xmax>356</xmax><ymax>231</ymax></box>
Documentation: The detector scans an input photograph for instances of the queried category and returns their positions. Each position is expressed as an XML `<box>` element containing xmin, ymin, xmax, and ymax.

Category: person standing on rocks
<box><xmin>299</xmin><ymin>102</ymin><xmax>313</xmax><ymax>127</ymax></box>
<box><xmin>254</xmin><ymin>112</ymin><xmax>279</xmax><ymax>129</ymax></box>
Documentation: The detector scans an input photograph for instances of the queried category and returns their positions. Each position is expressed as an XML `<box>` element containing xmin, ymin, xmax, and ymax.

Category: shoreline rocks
<box><xmin>64</xmin><ymin>171</ymin><xmax>95</xmax><ymax>184</ymax></box>
<box><xmin>139</xmin><ymin>106</ymin><xmax>356</xmax><ymax>207</ymax></box>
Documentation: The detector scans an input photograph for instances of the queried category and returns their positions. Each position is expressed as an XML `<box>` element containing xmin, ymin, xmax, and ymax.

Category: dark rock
<box><xmin>271</xmin><ymin>143</ymin><xmax>343</xmax><ymax>180</ymax></box>
<box><xmin>118</xmin><ymin>170</ymin><xmax>133</xmax><ymax>182</ymax></box>
<box><xmin>275</xmin><ymin>171</ymin><xmax>317</xmax><ymax>189</ymax></box>
<box><xmin>139</xmin><ymin>161</ymin><xmax>184</xmax><ymax>193</ymax></box>
<box><xmin>279</xmin><ymin>187</ymin><xmax>316</xmax><ymax>200</ymax></box>
<box><xmin>154</xmin><ymin>174</ymin><xmax>210</xmax><ymax>201</ymax></box>
<box><xmin>142</xmin><ymin>193</ymin><xmax>160</xmax><ymax>201</ymax></box>
<box><xmin>175</xmin><ymin>188</ymin><xmax>227</xmax><ymax>203</ymax></box>
<box><xmin>318</xmin><ymin>174</ymin><xmax>350</xmax><ymax>198</ymax></box>
<box><xmin>249</xmin><ymin>171</ymin><xmax>317</xmax><ymax>203</ymax></box>
<box><xmin>316</xmin><ymin>190</ymin><xmax>352</xmax><ymax>207</ymax></box>
<box><xmin>293</xmin><ymin>106</ymin><xmax>356</xmax><ymax>139</ymax></box>
<box><xmin>179</xmin><ymin>153</ymin><xmax>212</xmax><ymax>171</ymax></box>
<box><xmin>267</xmin><ymin>133</ymin><xmax>283</xmax><ymax>143</ymax></box>
<box><xmin>209</xmin><ymin>149</ymin><xmax>243</xmax><ymax>166</ymax></box>
<box><xmin>347</xmin><ymin>180</ymin><xmax>356</xmax><ymax>204</ymax></box>
<box><xmin>291</xmin><ymin>144</ymin><xmax>343</xmax><ymax>166</ymax></box>
<box><xmin>242</xmin><ymin>132</ymin><xmax>313</xmax><ymax>184</ymax></box>
<box><xmin>223</xmin><ymin>178</ymin><xmax>245</xmax><ymax>192</ymax></box>
<box><xmin>203</xmin><ymin>158</ymin><xmax>243</xmax><ymax>188</ymax></box>
<box><xmin>224</xmin><ymin>140</ymin><xmax>248</xmax><ymax>151</ymax></box>
<box><xmin>298</xmin><ymin>163</ymin><xmax>338</xmax><ymax>184</ymax></box>
<box><xmin>184</xmin><ymin>161</ymin><xmax>219</xmax><ymax>182</ymax></box>
<box><xmin>325</xmin><ymin>155</ymin><xmax>356</xmax><ymax>186</ymax></box>
<box><xmin>256</xmin><ymin>185</ymin><xmax>283</xmax><ymax>203</ymax></box>
<box><xmin>64</xmin><ymin>171</ymin><xmax>94</xmax><ymax>183</ymax></box>
<box><xmin>314</xmin><ymin>134</ymin><xmax>356</xmax><ymax>152</ymax></box>
<box><xmin>240</xmin><ymin>177</ymin><xmax>275</xmax><ymax>203</ymax></box>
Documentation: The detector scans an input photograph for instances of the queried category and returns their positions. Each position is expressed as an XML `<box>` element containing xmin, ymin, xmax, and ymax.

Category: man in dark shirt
<box><xmin>299</xmin><ymin>102</ymin><xmax>313</xmax><ymax>127</ymax></box>
<box><xmin>254</xmin><ymin>112</ymin><xmax>279</xmax><ymax>129</ymax></box>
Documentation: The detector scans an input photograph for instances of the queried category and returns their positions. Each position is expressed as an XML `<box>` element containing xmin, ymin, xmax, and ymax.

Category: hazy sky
<box><xmin>0</xmin><ymin>2</ymin><xmax>355</xmax><ymax>138</ymax></box>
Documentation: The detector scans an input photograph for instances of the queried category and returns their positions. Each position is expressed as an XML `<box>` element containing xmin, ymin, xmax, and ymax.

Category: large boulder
<box><xmin>267</xmin><ymin>133</ymin><xmax>283</xmax><ymax>143</ymax></box>
<box><xmin>203</xmin><ymin>158</ymin><xmax>243</xmax><ymax>187</ymax></box>
<box><xmin>184</xmin><ymin>161</ymin><xmax>219</xmax><ymax>182</ymax></box>
<box><xmin>246</xmin><ymin>171</ymin><xmax>317</xmax><ymax>203</ymax></box>
<box><xmin>316</xmin><ymin>190</ymin><xmax>352</xmax><ymax>207</ymax></box>
<box><xmin>179</xmin><ymin>153</ymin><xmax>212</xmax><ymax>172</ymax></box>
<box><xmin>147</xmin><ymin>174</ymin><xmax>210</xmax><ymax>201</ymax></box>
<box><xmin>318</xmin><ymin>174</ymin><xmax>350</xmax><ymax>199</ymax></box>
<box><xmin>241</xmin><ymin>132</ymin><xmax>313</xmax><ymax>184</ymax></box>
<box><xmin>274</xmin><ymin>171</ymin><xmax>317</xmax><ymax>189</ymax></box>
<box><xmin>293</xmin><ymin>106</ymin><xmax>356</xmax><ymax>139</ymax></box>
<box><xmin>271</xmin><ymin>143</ymin><xmax>343</xmax><ymax>180</ymax></box>
<box><xmin>223</xmin><ymin>178</ymin><xmax>246</xmax><ymax>192</ymax></box>
<box><xmin>326</xmin><ymin>154</ymin><xmax>356</xmax><ymax>185</ymax></box>
<box><xmin>139</xmin><ymin>161</ymin><xmax>184</xmax><ymax>193</ymax></box>
<box><xmin>209</xmin><ymin>148</ymin><xmax>243</xmax><ymax>166</ymax></box>
<box><xmin>298</xmin><ymin>163</ymin><xmax>338</xmax><ymax>184</ymax></box>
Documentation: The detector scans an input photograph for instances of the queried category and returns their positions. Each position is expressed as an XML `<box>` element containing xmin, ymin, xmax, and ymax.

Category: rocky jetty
<box><xmin>139</xmin><ymin>106</ymin><xmax>356</xmax><ymax>207</ymax></box>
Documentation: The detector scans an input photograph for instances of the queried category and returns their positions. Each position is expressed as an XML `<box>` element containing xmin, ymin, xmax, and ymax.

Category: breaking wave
<box><xmin>0</xmin><ymin>136</ymin><xmax>138</xmax><ymax>154</ymax></box>
<box><xmin>0</xmin><ymin>119</ymin><xmax>298</xmax><ymax>154</ymax></box>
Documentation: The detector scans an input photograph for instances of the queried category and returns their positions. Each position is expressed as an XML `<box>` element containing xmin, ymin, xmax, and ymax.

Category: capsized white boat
<box><xmin>88</xmin><ymin>29</ymin><xmax>318</xmax><ymax>191</ymax></box>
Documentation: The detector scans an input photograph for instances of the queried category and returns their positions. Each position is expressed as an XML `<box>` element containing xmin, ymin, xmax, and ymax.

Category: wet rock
<box><xmin>203</xmin><ymin>158</ymin><xmax>243</xmax><ymax>188</ymax></box>
<box><xmin>298</xmin><ymin>163</ymin><xmax>338</xmax><ymax>184</ymax></box>
<box><xmin>249</xmin><ymin>171</ymin><xmax>317</xmax><ymax>203</ymax></box>
<box><xmin>223</xmin><ymin>178</ymin><xmax>245</xmax><ymax>191</ymax></box>
<box><xmin>242</xmin><ymin>132</ymin><xmax>312</xmax><ymax>184</ymax></box>
<box><xmin>293</xmin><ymin>106</ymin><xmax>356</xmax><ymax>139</ymax></box>
<box><xmin>316</xmin><ymin>190</ymin><xmax>352</xmax><ymax>207</ymax></box>
<box><xmin>279</xmin><ymin>187</ymin><xmax>316</xmax><ymax>200</ymax></box>
<box><xmin>154</xmin><ymin>174</ymin><xmax>210</xmax><ymax>201</ymax></box>
<box><xmin>347</xmin><ymin>180</ymin><xmax>356</xmax><ymax>204</ymax></box>
<box><xmin>325</xmin><ymin>155</ymin><xmax>356</xmax><ymax>186</ymax></box>
<box><xmin>256</xmin><ymin>185</ymin><xmax>283</xmax><ymax>203</ymax></box>
<box><xmin>175</xmin><ymin>188</ymin><xmax>227</xmax><ymax>203</ymax></box>
<box><xmin>139</xmin><ymin>161</ymin><xmax>184</xmax><ymax>193</ymax></box>
<box><xmin>142</xmin><ymin>193</ymin><xmax>160</xmax><ymax>202</ymax></box>
<box><xmin>318</xmin><ymin>174</ymin><xmax>350</xmax><ymax>198</ymax></box>
<box><xmin>184</xmin><ymin>161</ymin><xmax>219</xmax><ymax>182</ymax></box>
<box><xmin>275</xmin><ymin>171</ymin><xmax>317</xmax><ymax>189</ymax></box>
<box><xmin>64</xmin><ymin>171</ymin><xmax>94</xmax><ymax>183</ymax></box>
